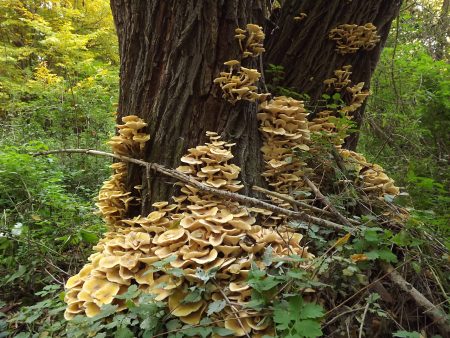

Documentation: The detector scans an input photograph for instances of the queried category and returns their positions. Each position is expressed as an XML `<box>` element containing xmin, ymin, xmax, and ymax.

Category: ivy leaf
<box><xmin>207</xmin><ymin>300</ymin><xmax>226</xmax><ymax>316</ymax></box>
<box><xmin>294</xmin><ymin>319</ymin><xmax>323</xmax><ymax>338</ymax></box>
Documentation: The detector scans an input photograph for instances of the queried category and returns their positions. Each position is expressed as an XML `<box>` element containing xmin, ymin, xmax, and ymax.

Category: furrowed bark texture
<box><xmin>110</xmin><ymin>0</ymin><xmax>266</xmax><ymax>214</ymax></box>
<box><xmin>265</xmin><ymin>0</ymin><xmax>402</xmax><ymax>149</ymax></box>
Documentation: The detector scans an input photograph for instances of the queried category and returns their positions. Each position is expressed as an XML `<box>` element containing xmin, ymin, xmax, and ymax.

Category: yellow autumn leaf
<box><xmin>335</xmin><ymin>233</ymin><xmax>351</xmax><ymax>247</ymax></box>
<box><xmin>350</xmin><ymin>254</ymin><xmax>369</xmax><ymax>262</ymax></box>
<box><xmin>31</xmin><ymin>214</ymin><xmax>42</xmax><ymax>221</ymax></box>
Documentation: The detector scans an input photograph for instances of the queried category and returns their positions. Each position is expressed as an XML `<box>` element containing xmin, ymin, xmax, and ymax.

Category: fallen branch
<box><xmin>252</xmin><ymin>185</ymin><xmax>360</xmax><ymax>225</ymax></box>
<box><xmin>304</xmin><ymin>176</ymin><xmax>355</xmax><ymax>227</ymax></box>
<box><xmin>381</xmin><ymin>262</ymin><xmax>450</xmax><ymax>335</ymax></box>
<box><xmin>33</xmin><ymin>149</ymin><xmax>353</xmax><ymax>232</ymax></box>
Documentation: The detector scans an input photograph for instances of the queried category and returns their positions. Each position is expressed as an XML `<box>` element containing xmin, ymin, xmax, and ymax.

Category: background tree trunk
<box><xmin>264</xmin><ymin>0</ymin><xmax>402</xmax><ymax>149</ymax></box>
<box><xmin>110</xmin><ymin>0</ymin><xmax>266</xmax><ymax>214</ymax></box>
<box><xmin>110</xmin><ymin>0</ymin><xmax>401</xmax><ymax>214</ymax></box>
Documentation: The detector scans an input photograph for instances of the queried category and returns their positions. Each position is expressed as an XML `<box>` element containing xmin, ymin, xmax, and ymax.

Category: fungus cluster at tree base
<box><xmin>64</xmin><ymin>125</ymin><xmax>314</xmax><ymax>337</ymax></box>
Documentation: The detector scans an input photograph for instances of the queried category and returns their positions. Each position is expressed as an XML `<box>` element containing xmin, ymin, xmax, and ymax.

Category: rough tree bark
<box><xmin>110</xmin><ymin>0</ymin><xmax>267</xmax><ymax>215</ymax></box>
<box><xmin>110</xmin><ymin>0</ymin><xmax>401</xmax><ymax>212</ymax></box>
<box><xmin>265</xmin><ymin>0</ymin><xmax>402</xmax><ymax>149</ymax></box>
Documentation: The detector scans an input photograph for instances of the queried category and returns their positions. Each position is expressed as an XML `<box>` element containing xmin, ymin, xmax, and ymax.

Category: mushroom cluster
<box><xmin>235</xmin><ymin>24</ymin><xmax>265</xmax><ymax>58</ymax></box>
<box><xmin>339</xmin><ymin>149</ymin><xmax>400</xmax><ymax>198</ymax></box>
<box><xmin>323</xmin><ymin>65</ymin><xmax>353</xmax><ymax>92</ymax></box>
<box><xmin>65</xmin><ymin>131</ymin><xmax>314</xmax><ymax>337</ymax></box>
<box><xmin>215</xmin><ymin>24</ymin><xmax>270</xmax><ymax>104</ymax></box>
<box><xmin>96</xmin><ymin>115</ymin><xmax>150</xmax><ymax>228</ymax></box>
<box><xmin>340</xmin><ymin>82</ymin><xmax>369</xmax><ymax>114</ymax></box>
<box><xmin>308</xmin><ymin>110</ymin><xmax>348</xmax><ymax>147</ymax></box>
<box><xmin>329</xmin><ymin>23</ymin><xmax>380</xmax><ymax>54</ymax></box>
<box><xmin>107</xmin><ymin>115</ymin><xmax>150</xmax><ymax>154</ymax></box>
<box><xmin>214</xmin><ymin>61</ymin><xmax>269</xmax><ymax>104</ymax></box>
<box><xmin>312</xmin><ymin>66</ymin><xmax>370</xmax><ymax>147</ymax></box>
<box><xmin>257</xmin><ymin>96</ymin><xmax>312</xmax><ymax>217</ymax></box>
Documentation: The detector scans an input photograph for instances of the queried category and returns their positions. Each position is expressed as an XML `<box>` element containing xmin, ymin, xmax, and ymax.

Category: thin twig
<box><xmin>358</xmin><ymin>301</ymin><xmax>370</xmax><ymax>338</ymax></box>
<box><xmin>303</xmin><ymin>176</ymin><xmax>354</xmax><ymax>227</ymax></box>
<box><xmin>252</xmin><ymin>185</ymin><xmax>360</xmax><ymax>225</ymax></box>
<box><xmin>213</xmin><ymin>280</ymin><xmax>251</xmax><ymax>338</ymax></box>
<box><xmin>323</xmin><ymin>306</ymin><xmax>365</xmax><ymax>328</ymax></box>
<box><xmin>33</xmin><ymin>149</ymin><xmax>353</xmax><ymax>233</ymax></box>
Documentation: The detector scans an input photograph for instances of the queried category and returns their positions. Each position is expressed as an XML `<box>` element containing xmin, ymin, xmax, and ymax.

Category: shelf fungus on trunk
<box><xmin>63</xmin><ymin>21</ymin><xmax>408</xmax><ymax>336</ymax></box>
<box><xmin>329</xmin><ymin>23</ymin><xmax>381</xmax><ymax>55</ymax></box>
<box><xmin>214</xmin><ymin>24</ymin><xmax>270</xmax><ymax>104</ymax></box>
<box><xmin>257</xmin><ymin>96</ymin><xmax>313</xmax><ymax>225</ymax></box>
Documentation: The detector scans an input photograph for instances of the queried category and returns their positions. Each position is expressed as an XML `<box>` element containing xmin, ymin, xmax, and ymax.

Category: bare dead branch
<box><xmin>32</xmin><ymin>149</ymin><xmax>353</xmax><ymax>232</ymax></box>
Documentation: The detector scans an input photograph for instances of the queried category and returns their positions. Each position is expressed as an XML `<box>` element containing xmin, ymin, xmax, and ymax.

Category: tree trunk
<box><xmin>264</xmin><ymin>0</ymin><xmax>402</xmax><ymax>149</ymax></box>
<box><xmin>110</xmin><ymin>0</ymin><xmax>266</xmax><ymax>214</ymax></box>
<box><xmin>110</xmin><ymin>0</ymin><xmax>400</xmax><ymax>212</ymax></box>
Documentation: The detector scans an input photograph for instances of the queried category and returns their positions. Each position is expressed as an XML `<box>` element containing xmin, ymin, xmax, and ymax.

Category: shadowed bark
<box><xmin>110</xmin><ymin>0</ymin><xmax>401</xmax><ymax>213</ymax></box>
<box><xmin>265</xmin><ymin>0</ymin><xmax>402</xmax><ymax>149</ymax></box>
<box><xmin>110</xmin><ymin>0</ymin><xmax>266</xmax><ymax>214</ymax></box>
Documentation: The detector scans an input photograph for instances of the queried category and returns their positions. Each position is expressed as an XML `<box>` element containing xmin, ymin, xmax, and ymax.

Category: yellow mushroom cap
<box><xmin>168</xmin><ymin>289</ymin><xmax>205</xmax><ymax>317</ymax></box>
<box><xmin>84</xmin><ymin>302</ymin><xmax>101</xmax><ymax>318</ymax></box>
<box><xmin>155</xmin><ymin>228</ymin><xmax>186</xmax><ymax>245</ymax></box>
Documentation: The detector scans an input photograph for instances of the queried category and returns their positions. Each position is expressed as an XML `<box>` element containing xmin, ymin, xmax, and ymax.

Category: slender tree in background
<box><xmin>109</xmin><ymin>0</ymin><xmax>402</xmax><ymax>212</ymax></box>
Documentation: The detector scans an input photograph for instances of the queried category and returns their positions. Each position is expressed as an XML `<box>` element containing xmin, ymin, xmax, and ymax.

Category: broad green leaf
<box><xmin>294</xmin><ymin>319</ymin><xmax>323</xmax><ymax>338</ymax></box>
<box><xmin>207</xmin><ymin>300</ymin><xmax>227</xmax><ymax>316</ymax></box>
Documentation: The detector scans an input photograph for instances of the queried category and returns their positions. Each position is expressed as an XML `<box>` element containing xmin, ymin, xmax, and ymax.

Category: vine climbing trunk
<box><xmin>110</xmin><ymin>0</ymin><xmax>266</xmax><ymax>213</ymax></box>
<box><xmin>264</xmin><ymin>0</ymin><xmax>402</xmax><ymax>149</ymax></box>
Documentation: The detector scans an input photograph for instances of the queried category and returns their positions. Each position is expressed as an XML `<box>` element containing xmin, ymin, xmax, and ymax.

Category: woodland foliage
<box><xmin>0</xmin><ymin>1</ymin><xmax>448</xmax><ymax>337</ymax></box>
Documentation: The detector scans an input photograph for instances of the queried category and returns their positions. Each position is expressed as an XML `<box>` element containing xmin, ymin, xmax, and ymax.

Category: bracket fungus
<box><xmin>63</xmin><ymin>22</ymin><xmax>407</xmax><ymax>337</ymax></box>
<box><xmin>215</xmin><ymin>24</ymin><xmax>270</xmax><ymax>104</ymax></box>
<box><xmin>64</xmin><ymin>129</ymin><xmax>314</xmax><ymax>336</ymax></box>
<box><xmin>257</xmin><ymin>96</ymin><xmax>314</xmax><ymax>225</ymax></box>
<box><xmin>329</xmin><ymin>23</ymin><xmax>381</xmax><ymax>54</ymax></box>
<box><xmin>214</xmin><ymin>61</ymin><xmax>269</xmax><ymax>104</ymax></box>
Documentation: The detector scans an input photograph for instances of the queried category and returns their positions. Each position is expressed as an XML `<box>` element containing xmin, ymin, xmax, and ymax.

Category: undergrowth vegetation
<box><xmin>0</xmin><ymin>0</ymin><xmax>448</xmax><ymax>337</ymax></box>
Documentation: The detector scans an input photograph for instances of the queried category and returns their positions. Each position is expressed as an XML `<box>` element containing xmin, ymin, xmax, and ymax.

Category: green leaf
<box><xmin>262</xmin><ymin>246</ymin><xmax>273</xmax><ymax>266</ymax></box>
<box><xmin>166</xmin><ymin>319</ymin><xmax>182</xmax><ymax>331</ymax></box>
<box><xmin>299</xmin><ymin>302</ymin><xmax>325</xmax><ymax>320</ymax></box>
<box><xmin>79</xmin><ymin>229</ymin><xmax>99</xmax><ymax>243</ymax></box>
<box><xmin>377</xmin><ymin>249</ymin><xmax>398</xmax><ymax>263</ymax></box>
<box><xmin>211</xmin><ymin>327</ymin><xmax>234</xmax><ymax>336</ymax></box>
<box><xmin>115</xmin><ymin>285</ymin><xmax>140</xmax><ymax>300</ymax></box>
<box><xmin>294</xmin><ymin>319</ymin><xmax>323</xmax><ymax>338</ymax></box>
<box><xmin>207</xmin><ymin>300</ymin><xmax>227</xmax><ymax>316</ymax></box>
<box><xmin>365</xmin><ymin>251</ymin><xmax>379</xmax><ymax>260</ymax></box>
<box><xmin>114</xmin><ymin>327</ymin><xmax>134</xmax><ymax>338</ymax></box>
<box><xmin>273</xmin><ymin>305</ymin><xmax>291</xmax><ymax>331</ymax></box>
<box><xmin>5</xmin><ymin>265</ymin><xmax>27</xmax><ymax>284</ymax></box>
<box><xmin>183</xmin><ymin>288</ymin><xmax>203</xmax><ymax>303</ymax></box>
<box><xmin>393</xmin><ymin>331</ymin><xmax>421</xmax><ymax>338</ymax></box>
